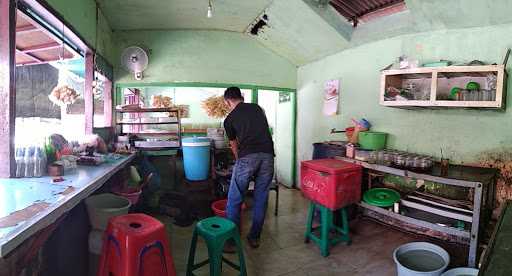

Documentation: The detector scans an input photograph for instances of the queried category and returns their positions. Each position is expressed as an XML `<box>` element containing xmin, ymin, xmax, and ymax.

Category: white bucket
<box><xmin>207</xmin><ymin>128</ymin><xmax>225</xmax><ymax>137</ymax></box>
<box><xmin>441</xmin><ymin>268</ymin><xmax>478</xmax><ymax>276</ymax></box>
<box><xmin>393</xmin><ymin>242</ymin><xmax>450</xmax><ymax>276</ymax></box>
<box><xmin>85</xmin><ymin>193</ymin><xmax>131</xmax><ymax>230</ymax></box>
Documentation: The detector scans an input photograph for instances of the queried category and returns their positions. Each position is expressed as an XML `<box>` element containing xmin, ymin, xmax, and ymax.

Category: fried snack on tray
<box><xmin>49</xmin><ymin>85</ymin><xmax>79</xmax><ymax>106</ymax></box>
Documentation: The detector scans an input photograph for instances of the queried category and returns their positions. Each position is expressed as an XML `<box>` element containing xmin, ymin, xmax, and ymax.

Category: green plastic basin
<box><xmin>358</xmin><ymin>131</ymin><xmax>388</xmax><ymax>150</ymax></box>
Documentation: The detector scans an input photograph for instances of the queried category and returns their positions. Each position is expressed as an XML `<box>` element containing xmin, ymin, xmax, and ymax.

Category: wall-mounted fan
<box><xmin>121</xmin><ymin>46</ymin><xmax>149</xmax><ymax>80</ymax></box>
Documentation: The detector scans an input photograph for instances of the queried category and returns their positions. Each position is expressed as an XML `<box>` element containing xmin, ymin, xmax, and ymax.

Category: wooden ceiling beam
<box><xmin>15</xmin><ymin>47</ymin><xmax>44</xmax><ymax>63</ymax></box>
<box><xmin>17</xmin><ymin>11</ymin><xmax>79</xmax><ymax>58</ymax></box>
<box><xmin>20</xmin><ymin>41</ymin><xmax>61</xmax><ymax>53</ymax></box>
<box><xmin>16</xmin><ymin>24</ymin><xmax>38</xmax><ymax>34</ymax></box>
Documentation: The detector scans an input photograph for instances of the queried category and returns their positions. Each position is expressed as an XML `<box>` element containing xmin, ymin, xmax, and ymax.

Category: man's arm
<box><xmin>229</xmin><ymin>139</ymin><xmax>239</xmax><ymax>160</ymax></box>
<box><xmin>224</xmin><ymin>117</ymin><xmax>238</xmax><ymax>159</ymax></box>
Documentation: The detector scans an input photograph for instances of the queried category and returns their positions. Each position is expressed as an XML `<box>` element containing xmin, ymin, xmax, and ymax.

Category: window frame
<box><xmin>0</xmin><ymin>0</ymin><xmax>97</xmax><ymax>177</ymax></box>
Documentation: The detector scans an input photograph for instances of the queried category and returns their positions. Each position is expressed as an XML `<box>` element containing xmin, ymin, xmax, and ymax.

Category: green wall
<box><xmin>113</xmin><ymin>30</ymin><xmax>297</xmax><ymax>89</ymax></box>
<box><xmin>44</xmin><ymin>0</ymin><xmax>115</xmax><ymax>63</ymax></box>
<box><xmin>297</xmin><ymin>23</ymin><xmax>512</xmax><ymax>168</ymax></box>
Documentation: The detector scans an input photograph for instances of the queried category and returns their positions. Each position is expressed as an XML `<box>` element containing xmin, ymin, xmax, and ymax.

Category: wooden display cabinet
<box><xmin>380</xmin><ymin>65</ymin><xmax>507</xmax><ymax>109</ymax></box>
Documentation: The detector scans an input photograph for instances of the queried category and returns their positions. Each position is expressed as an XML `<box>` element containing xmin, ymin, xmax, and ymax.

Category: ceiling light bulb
<box><xmin>207</xmin><ymin>5</ymin><xmax>213</xmax><ymax>18</ymax></box>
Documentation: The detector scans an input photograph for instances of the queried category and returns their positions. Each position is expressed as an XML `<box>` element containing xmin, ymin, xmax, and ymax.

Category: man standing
<box><xmin>223</xmin><ymin>87</ymin><xmax>274</xmax><ymax>249</ymax></box>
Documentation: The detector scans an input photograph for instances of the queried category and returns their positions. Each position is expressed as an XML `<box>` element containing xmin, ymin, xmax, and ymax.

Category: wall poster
<box><xmin>323</xmin><ymin>79</ymin><xmax>339</xmax><ymax>116</ymax></box>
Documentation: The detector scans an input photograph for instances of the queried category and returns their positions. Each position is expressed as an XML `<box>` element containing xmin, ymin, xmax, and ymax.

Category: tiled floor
<box><xmin>155</xmin><ymin>187</ymin><xmax>428</xmax><ymax>276</ymax></box>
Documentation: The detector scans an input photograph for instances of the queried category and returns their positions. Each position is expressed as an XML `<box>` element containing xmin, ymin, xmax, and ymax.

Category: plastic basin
<box><xmin>113</xmin><ymin>188</ymin><xmax>142</xmax><ymax>205</ymax></box>
<box><xmin>211</xmin><ymin>199</ymin><xmax>247</xmax><ymax>217</ymax></box>
<box><xmin>358</xmin><ymin>131</ymin><xmax>387</xmax><ymax>150</ymax></box>
<box><xmin>85</xmin><ymin>193</ymin><xmax>131</xmax><ymax>230</ymax></box>
<box><xmin>393</xmin><ymin>242</ymin><xmax>450</xmax><ymax>276</ymax></box>
<box><xmin>441</xmin><ymin>268</ymin><xmax>478</xmax><ymax>276</ymax></box>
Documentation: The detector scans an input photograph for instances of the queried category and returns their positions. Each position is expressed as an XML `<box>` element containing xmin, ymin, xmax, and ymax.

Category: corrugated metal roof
<box><xmin>329</xmin><ymin>0</ymin><xmax>405</xmax><ymax>26</ymax></box>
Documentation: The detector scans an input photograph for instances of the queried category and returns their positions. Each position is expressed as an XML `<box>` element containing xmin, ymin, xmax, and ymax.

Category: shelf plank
<box><xmin>383</xmin><ymin>65</ymin><xmax>503</xmax><ymax>75</ymax></box>
<box><xmin>335</xmin><ymin>157</ymin><xmax>483</xmax><ymax>188</ymax></box>
<box><xmin>135</xmin><ymin>146</ymin><xmax>181</xmax><ymax>151</ymax></box>
<box><xmin>117</xmin><ymin>121</ymin><xmax>179</xmax><ymax>125</ymax></box>
<box><xmin>123</xmin><ymin>132</ymin><xmax>179</xmax><ymax>136</ymax></box>
<box><xmin>400</xmin><ymin>199</ymin><xmax>473</xmax><ymax>222</ymax></box>
<box><xmin>116</xmin><ymin>107</ymin><xmax>180</xmax><ymax>113</ymax></box>
<box><xmin>382</xmin><ymin>100</ymin><xmax>501</xmax><ymax>108</ymax></box>
<box><xmin>359</xmin><ymin>202</ymin><xmax>470</xmax><ymax>239</ymax></box>
<box><xmin>381</xmin><ymin>100</ymin><xmax>433</xmax><ymax>106</ymax></box>
<box><xmin>433</xmin><ymin>101</ymin><xmax>501</xmax><ymax>108</ymax></box>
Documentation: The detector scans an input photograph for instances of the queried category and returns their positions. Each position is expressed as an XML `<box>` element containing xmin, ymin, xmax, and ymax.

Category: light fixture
<box><xmin>207</xmin><ymin>0</ymin><xmax>213</xmax><ymax>18</ymax></box>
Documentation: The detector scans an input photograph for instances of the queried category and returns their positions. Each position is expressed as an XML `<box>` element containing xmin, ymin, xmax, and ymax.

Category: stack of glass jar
<box><xmin>370</xmin><ymin>150</ymin><xmax>434</xmax><ymax>172</ymax></box>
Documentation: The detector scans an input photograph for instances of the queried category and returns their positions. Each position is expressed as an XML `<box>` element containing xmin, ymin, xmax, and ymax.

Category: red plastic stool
<box><xmin>97</xmin><ymin>213</ymin><xmax>176</xmax><ymax>276</ymax></box>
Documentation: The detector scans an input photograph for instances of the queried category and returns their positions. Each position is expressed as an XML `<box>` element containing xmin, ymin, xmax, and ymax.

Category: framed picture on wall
<box><xmin>323</xmin><ymin>79</ymin><xmax>340</xmax><ymax>116</ymax></box>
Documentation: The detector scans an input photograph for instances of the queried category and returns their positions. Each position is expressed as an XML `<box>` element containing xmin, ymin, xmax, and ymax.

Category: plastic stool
<box><xmin>97</xmin><ymin>213</ymin><xmax>176</xmax><ymax>276</ymax></box>
<box><xmin>304</xmin><ymin>202</ymin><xmax>351</xmax><ymax>257</ymax></box>
<box><xmin>186</xmin><ymin>217</ymin><xmax>247</xmax><ymax>276</ymax></box>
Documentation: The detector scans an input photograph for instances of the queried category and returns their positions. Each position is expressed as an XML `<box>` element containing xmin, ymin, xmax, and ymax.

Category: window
<box><xmin>15</xmin><ymin>8</ymin><xmax>86</xmax><ymax>147</ymax></box>
<box><xmin>118</xmin><ymin>86</ymin><xmax>251</xmax><ymax>135</ymax></box>
<box><xmin>93</xmin><ymin>72</ymin><xmax>113</xmax><ymax>128</ymax></box>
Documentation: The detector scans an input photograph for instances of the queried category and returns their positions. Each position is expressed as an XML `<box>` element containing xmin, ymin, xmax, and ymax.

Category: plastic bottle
<box><xmin>33</xmin><ymin>147</ymin><xmax>44</xmax><ymax>177</ymax></box>
<box><xmin>15</xmin><ymin>147</ymin><xmax>25</xmax><ymax>178</ymax></box>
<box><xmin>24</xmin><ymin>146</ymin><xmax>34</xmax><ymax>178</ymax></box>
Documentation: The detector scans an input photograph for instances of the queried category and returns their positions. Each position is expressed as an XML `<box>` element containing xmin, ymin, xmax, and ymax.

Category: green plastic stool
<box><xmin>304</xmin><ymin>202</ymin><xmax>351</xmax><ymax>257</ymax></box>
<box><xmin>186</xmin><ymin>217</ymin><xmax>247</xmax><ymax>276</ymax></box>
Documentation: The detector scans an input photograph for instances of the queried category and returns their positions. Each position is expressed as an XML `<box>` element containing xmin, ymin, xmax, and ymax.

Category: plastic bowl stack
<box><xmin>207</xmin><ymin>128</ymin><xmax>227</xmax><ymax>149</ymax></box>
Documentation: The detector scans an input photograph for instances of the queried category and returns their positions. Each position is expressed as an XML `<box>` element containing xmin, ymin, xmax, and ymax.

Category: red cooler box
<box><xmin>301</xmin><ymin>159</ymin><xmax>362</xmax><ymax>210</ymax></box>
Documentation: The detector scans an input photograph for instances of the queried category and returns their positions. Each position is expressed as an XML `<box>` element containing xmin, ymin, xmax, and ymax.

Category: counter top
<box><xmin>0</xmin><ymin>153</ymin><xmax>135</xmax><ymax>257</ymax></box>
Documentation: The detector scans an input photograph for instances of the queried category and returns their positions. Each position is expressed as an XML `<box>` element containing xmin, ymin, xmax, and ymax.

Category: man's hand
<box><xmin>229</xmin><ymin>140</ymin><xmax>239</xmax><ymax>160</ymax></box>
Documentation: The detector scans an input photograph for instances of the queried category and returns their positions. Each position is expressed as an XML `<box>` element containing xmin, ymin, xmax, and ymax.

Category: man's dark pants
<box><xmin>226</xmin><ymin>152</ymin><xmax>274</xmax><ymax>240</ymax></box>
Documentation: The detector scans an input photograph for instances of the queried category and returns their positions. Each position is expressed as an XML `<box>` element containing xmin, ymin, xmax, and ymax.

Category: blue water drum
<box><xmin>182</xmin><ymin>137</ymin><xmax>211</xmax><ymax>181</ymax></box>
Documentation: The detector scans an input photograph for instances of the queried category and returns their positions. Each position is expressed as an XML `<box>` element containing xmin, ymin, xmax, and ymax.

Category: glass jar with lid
<box><xmin>405</xmin><ymin>155</ymin><xmax>415</xmax><ymax>168</ymax></box>
<box><xmin>394</xmin><ymin>155</ymin><xmax>406</xmax><ymax>168</ymax></box>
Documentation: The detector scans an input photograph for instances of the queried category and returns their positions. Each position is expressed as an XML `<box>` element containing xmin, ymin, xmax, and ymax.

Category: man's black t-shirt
<box><xmin>224</xmin><ymin>103</ymin><xmax>274</xmax><ymax>158</ymax></box>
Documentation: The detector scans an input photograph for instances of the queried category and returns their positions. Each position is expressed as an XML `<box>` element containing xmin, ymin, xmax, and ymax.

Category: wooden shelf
<box><xmin>359</xmin><ymin>202</ymin><xmax>470</xmax><ymax>239</ymax></box>
<box><xmin>116</xmin><ymin>107</ymin><xmax>180</xmax><ymax>113</ymax></box>
<box><xmin>380</xmin><ymin>65</ymin><xmax>507</xmax><ymax>109</ymax></box>
<box><xmin>117</xmin><ymin>121</ymin><xmax>179</xmax><ymax>125</ymax></box>
<box><xmin>182</xmin><ymin>129</ymin><xmax>207</xmax><ymax>134</ymax></box>
<box><xmin>123</xmin><ymin>132</ymin><xmax>179</xmax><ymax>136</ymax></box>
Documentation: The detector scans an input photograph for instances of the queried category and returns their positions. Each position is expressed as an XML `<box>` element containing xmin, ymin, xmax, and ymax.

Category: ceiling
<box><xmin>97</xmin><ymin>0</ymin><xmax>512</xmax><ymax>66</ymax></box>
<box><xmin>15</xmin><ymin>10</ymin><xmax>76</xmax><ymax>66</ymax></box>
<box><xmin>97</xmin><ymin>0</ymin><xmax>272</xmax><ymax>32</ymax></box>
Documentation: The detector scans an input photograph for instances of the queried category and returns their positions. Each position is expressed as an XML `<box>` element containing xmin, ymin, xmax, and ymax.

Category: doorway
<box><xmin>258</xmin><ymin>90</ymin><xmax>295</xmax><ymax>188</ymax></box>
